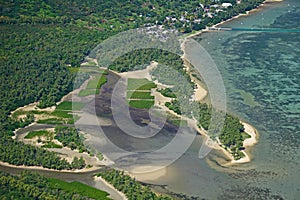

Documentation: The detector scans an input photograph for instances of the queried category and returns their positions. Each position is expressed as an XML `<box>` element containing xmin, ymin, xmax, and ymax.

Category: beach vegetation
<box><xmin>0</xmin><ymin>134</ymin><xmax>84</xmax><ymax>170</ymax></box>
<box><xmin>54</xmin><ymin>126</ymin><xmax>88</xmax><ymax>153</ymax></box>
<box><xmin>56</xmin><ymin>101</ymin><xmax>85</xmax><ymax>111</ymax></box>
<box><xmin>37</xmin><ymin>118</ymin><xmax>64</xmax><ymax>124</ymax></box>
<box><xmin>42</xmin><ymin>141</ymin><xmax>63</xmax><ymax>149</ymax></box>
<box><xmin>25</xmin><ymin>130</ymin><xmax>52</xmax><ymax>139</ymax></box>
<box><xmin>98</xmin><ymin>169</ymin><xmax>172</xmax><ymax>200</ymax></box>
<box><xmin>158</xmin><ymin>88</ymin><xmax>177</xmax><ymax>98</ymax></box>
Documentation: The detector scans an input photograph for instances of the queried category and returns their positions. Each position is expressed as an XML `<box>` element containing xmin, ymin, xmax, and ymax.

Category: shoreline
<box><xmin>108</xmin><ymin>57</ymin><xmax>258</xmax><ymax>165</ymax></box>
<box><xmin>220</xmin><ymin>122</ymin><xmax>258</xmax><ymax>164</ymax></box>
<box><xmin>183</xmin><ymin>0</ymin><xmax>284</xmax><ymax>40</ymax></box>
<box><xmin>94</xmin><ymin>176</ymin><xmax>128</xmax><ymax>200</ymax></box>
<box><xmin>1</xmin><ymin>0</ymin><xmax>282</xmax><ymax>197</ymax></box>
<box><xmin>0</xmin><ymin>160</ymin><xmax>101</xmax><ymax>173</ymax></box>
<box><xmin>180</xmin><ymin>2</ymin><xmax>268</xmax><ymax>163</ymax></box>
<box><xmin>107</xmin><ymin>39</ymin><xmax>258</xmax><ymax>165</ymax></box>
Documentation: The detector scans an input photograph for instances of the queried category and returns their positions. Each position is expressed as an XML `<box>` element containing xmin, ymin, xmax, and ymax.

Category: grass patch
<box><xmin>25</xmin><ymin>130</ymin><xmax>51</xmax><ymax>139</ymax></box>
<box><xmin>78</xmin><ymin>89</ymin><xmax>97</xmax><ymax>96</ymax></box>
<box><xmin>127</xmin><ymin>78</ymin><xmax>156</xmax><ymax>90</ymax></box>
<box><xmin>129</xmin><ymin>100</ymin><xmax>154</xmax><ymax>109</ymax></box>
<box><xmin>78</xmin><ymin>73</ymin><xmax>108</xmax><ymax>97</ymax></box>
<box><xmin>37</xmin><ymin>118</ymin><xmax>64</xmax><ymax>124</ymax></box>
<box><xmin>127</xmin><ymin>91</ymin><xmax>154</xmax><ymax>99</ymax></box>
<box><xmin>86</xmin><ymin>75</ymin><xmax>107</xmax><ymax>89</ymax></box>
<box><xmin>56</xmin><ymin>101</ymin><xmax>85</xmax><ymax>111</ymax></box>
<box><xmin>48</xmin><ymin>178</ymin><xmax>111</xmax><ymax>200</ymax></box>
<box><xmin>169</xmin><ymin>119</ymin><xmax>188</xmax><ymax>127</ymax></box>
<box><xmin>51</xmin><ymin>110</ymin><xmax>73</xmax><ymax>118</ymax></box>
<box><xmin>37</xmin><ymin>116</ymin><xmax>79</xmax><ymax>125</ymax></box>
<box><xmin>11</xmin><ymin>110</ymin><xmax>48</xmax><ymax>118</ymax></box>
<box><xmin>42</xmin><ymin>141</ymin><xmax>63</xmax><ymax>149</ymax></box>
<box><xmin>242</xmin><ymin>132</ymin><xmax>251</xmax><ymax>140</ymax></box>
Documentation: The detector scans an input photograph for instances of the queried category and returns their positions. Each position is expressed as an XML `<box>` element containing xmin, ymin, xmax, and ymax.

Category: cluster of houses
<box><xmin>163</xmin><ymin>1</ymin><xmax>236</xmax><ymax>25</ymax></box>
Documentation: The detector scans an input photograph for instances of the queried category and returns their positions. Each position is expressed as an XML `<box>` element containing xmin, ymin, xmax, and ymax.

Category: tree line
<box><xmin>0</xmin><ymin>171</ymin><xmax>107</xmax><ymax>200</ymax></box>
<box><xmin>98</xmin><ymin>169</ymin><xmax>172</xmax><ymax>200</ymax></box>
<box><xmin>0</xmin><ymin>132</ymin><xmax>85</xmax><ymax>170</ymax></box>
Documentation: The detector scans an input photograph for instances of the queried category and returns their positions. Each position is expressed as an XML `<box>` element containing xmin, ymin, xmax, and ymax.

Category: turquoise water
<box><xmin>148</xmin><ymin>0</ymin><xmax>299</xmax><ymax>199</ymax></box>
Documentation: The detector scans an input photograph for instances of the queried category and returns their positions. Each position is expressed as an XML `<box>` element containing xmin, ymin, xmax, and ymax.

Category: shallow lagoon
<box><xmin>145</xmin><ymin>0</ymin><xmax>299</xmax><ymax>199</ymax></box>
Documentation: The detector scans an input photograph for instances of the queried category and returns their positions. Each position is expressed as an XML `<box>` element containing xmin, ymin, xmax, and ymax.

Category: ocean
<box><xmin>148</xmin><ymin>0</ymin><xmax>299</xmax><ymax>199</ymax></box>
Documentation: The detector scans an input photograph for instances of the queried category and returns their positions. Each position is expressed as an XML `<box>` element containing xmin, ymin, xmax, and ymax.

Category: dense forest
<box><xmin>0</xmin><ymin>134</ymin><xmax>86</xmax><ymax>170</ymax></box>
<box><xmin>54</xmin><ymin>126</ymin><xmax>88</xmax><ymax>153</ymax></box>
<box><xmin>0</xmin><ymin>0</ymin><xmax>264</xmax><ymax>33</ymax></box>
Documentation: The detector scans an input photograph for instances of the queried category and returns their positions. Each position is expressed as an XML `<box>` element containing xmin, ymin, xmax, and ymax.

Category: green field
<box><xmin>37</xmin><ymin>118</ymin><xmax>64</xmax><ymax>125</ymax></box>
<box><xmin>127</xmin><ymin>91</ymin><xmax>154</xmax><ymax>99</ymax></box>
<box><xmin>51</xmin><ymin>110</ymin><xmax>73</xmax><ymax>118</ymax></box>
<box><xmin>86</xmin><ymin>75</ymin><xmax>107</xmax><ymax>90</ymax></box>
<box><xmin>25</xmin><ymin>130</ymin><xmax>51</xmax><ymax>139</ymax></box>
<box><xmin>42</xmin><ymin>141</ymin><xmax>63</xmax><ymax>149</ymax></box>
<box><xmin>128</xmin><ymin>100</ymin><xmax>154</xmax><ymax>109</ymax></box>
<box><xmin>48</xmin><ymin>178</ymin><xmax>111</xmax><ymax>200</ymax></box>
<box><xmin>37</xmin><ymin>116</ymin><xmax>78</xmax><ymax>125</ymax></box>
<box><xmin>127</xmin><ymin>78</ymin><xmax>156</xmax><ymax>90</ymax></box>
<box><xmin>78</xmin><ymin>89</ymin><xmax>97</xmax><ymax>97</ymax></box>
<box><xmin>78</xmin><ymin>74</ymin><xmax>107</xmax><ymax>97</ymax></box>
<box><xmin>169</xmin><ymin>119</ymin><xmax>188</xmax><ymax>127</ymax></box>
<box><xmin>126</xmin><ymin>79</ymin><xmax>156</xmax><ymax>109</ymax></box>
<box><xmin>56</xmin><ymin>101</ymin><xmax>85</xmax><ymax>111</ymax></box>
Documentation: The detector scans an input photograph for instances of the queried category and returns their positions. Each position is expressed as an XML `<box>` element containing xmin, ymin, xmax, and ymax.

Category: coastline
<box><xmin>183</xmin><ymin>0</ymin><xmax>284</xmax><ymax>40</ymax></box>
<box><xmin>180</xmin><ymin>2</ymin><xmax>267</xmax><ymax>163</ymax></box>
<box><xmin>94</xmin><ymin>176</ymin><xmax>128</xmax><ymax>200</ymax></box>
<box><xmin>107</xmin><ymin>40</ymin><xmax>258</xmax><ymax>165</ymax></box>
<box><xmin>109</xmin><ymin>56</ymin><xmax>258</xmax><ymax>164</ymax></box>
<box><xmin>1</xmin><ymin>0</ymin><xmax>282</xmax><ymax>197</ymax></box>
<box><xmin>0</xmin><ymin>160</ymin><xmax>101</xmax><ymax>173</ymax></box>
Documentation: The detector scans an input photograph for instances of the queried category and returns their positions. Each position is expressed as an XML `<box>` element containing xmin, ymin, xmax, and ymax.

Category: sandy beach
<box><xmin>0</xmin><ymin>160</ymin><xmax>101</xmax><ymax>173</ymax></box>
<box><xmin>118</xmin><ymin>61</ymin><xmax>156</xmax><ymax>80</ymax></box>
<box><xmin>228</xmin><ymin>122</ymin><xmax>258</xmax><ymax>164</ymax></box>
<box><xmin>129</xmin><ymin>165</ymin><xmax>168</xmax><ymax>181</ymax></box>
<box><xmin>109</xmin><ymin>48</ymin><xmax>258</xmax><ymax>165</ymax></box>
<box><xmin>10</xmin><ymin>102</ymin><xmax>55</xmax><ymax>116</ymax></box>
<box><xmin>242</xmin><ymin>122</ymin><xmax>258</xmax><ymax>147</ymax></box>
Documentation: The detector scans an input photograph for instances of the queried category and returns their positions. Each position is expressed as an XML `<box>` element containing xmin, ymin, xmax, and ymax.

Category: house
<box><xmin>222</xmin><ymin>3</ymin><xmax>233</xmax><ymax>8</ymax></box>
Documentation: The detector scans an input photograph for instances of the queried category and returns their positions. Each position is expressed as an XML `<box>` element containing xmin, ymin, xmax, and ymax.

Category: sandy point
<box><xmin>242</xmin><ymin>122</ymin><xmax>258</xmax><ymax>147</ymax></box>
<box><xmin>230</xmin><ymin>122</ymin><xmax>258</xmax><ymax>164</ymax></box>
<box><xmin>94</xmin><ymin>176</ymin><xmax>128</xmax><ymax>200</ymax></box>
<box><xmin>129</xmin><ymin>165</ymin><xmax>167</xmax><ymax>182</ymax></box>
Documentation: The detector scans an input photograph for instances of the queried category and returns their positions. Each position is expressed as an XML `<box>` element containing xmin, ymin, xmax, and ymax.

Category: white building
<box><xmin>222</xmin><ymin>3</ymin><xmax>233</xmax><ymax>8</ymax></box>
